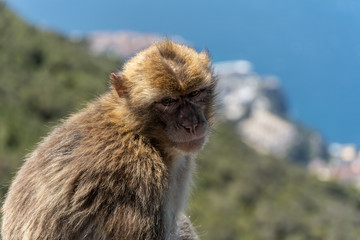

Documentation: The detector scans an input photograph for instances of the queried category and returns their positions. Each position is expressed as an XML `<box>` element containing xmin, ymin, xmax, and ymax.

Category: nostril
<box><xmin>179</xmin><ymin>115</ymin><xmax>198</xmax><ymax>134</ymax></box>
<box><xmin>182</xmin><ymin>123</ymin><xmax>198</xmax><ymax>135</ymax></box>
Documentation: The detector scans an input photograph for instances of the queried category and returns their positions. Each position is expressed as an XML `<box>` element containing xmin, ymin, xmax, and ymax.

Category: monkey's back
<box><xmin>1</xmin><ymin>95</ymin><xmax>168</xmax><ymax>240</ymax></box>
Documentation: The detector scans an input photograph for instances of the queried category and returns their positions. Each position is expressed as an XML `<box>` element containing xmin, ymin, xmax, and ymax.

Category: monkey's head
<box><xmin>111</xmin><ymin>40</ymin><xmax>216</xmax><ymax>153</ymax></box>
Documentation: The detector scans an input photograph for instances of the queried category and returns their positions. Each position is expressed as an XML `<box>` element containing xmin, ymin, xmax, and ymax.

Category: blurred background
<box><xmin>1</xmin><ymin>0</ymin><xmax>360</xmax><ymax>239</ymax></box>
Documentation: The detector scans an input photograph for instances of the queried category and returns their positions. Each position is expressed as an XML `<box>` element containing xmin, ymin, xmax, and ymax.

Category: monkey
<box><xmin>1</xmin><ymin>40</ymin><xmax>216</xmax><ymax>240</ymax></box>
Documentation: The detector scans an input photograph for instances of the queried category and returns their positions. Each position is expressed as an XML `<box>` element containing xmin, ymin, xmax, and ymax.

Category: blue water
<box><xmin>5</xmin><ymin>0</ymin><xmax>360</xmax><ymax>145</ymax></box>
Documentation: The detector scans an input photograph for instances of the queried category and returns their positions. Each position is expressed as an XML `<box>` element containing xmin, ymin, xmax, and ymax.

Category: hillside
<box><xmin>1</xmin><ymin>3</ymin><xmax>360</xmax><ymax>239</ymax></box>
<box><xmin>0</xmin><ymin>2</ymin><xmax>120</xmax><ymax>198</ymax></box>
<box><xmin>191</xmin><ymin>124</ymin><xmax>360</xmax><ymax>239</ymax></box>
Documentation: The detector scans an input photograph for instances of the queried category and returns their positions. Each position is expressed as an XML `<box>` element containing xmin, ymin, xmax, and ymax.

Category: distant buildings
<box><xmin>309</xmin><ymin>144</ymin><xmax>360</xmax><ymax>189</ymax></box>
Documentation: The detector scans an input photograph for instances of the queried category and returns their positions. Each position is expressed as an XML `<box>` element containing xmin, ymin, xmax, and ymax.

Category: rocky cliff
<box><xmin>215</xmin><ymin>60</ymin><xmax>328</xmax><ymax>163</ymax></box>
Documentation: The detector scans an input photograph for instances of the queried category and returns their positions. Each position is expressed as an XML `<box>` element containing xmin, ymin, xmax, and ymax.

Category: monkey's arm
<box><xmin>176</xmin><ymin>213</ymin><xmax>199</xmax><ymax>240</ymax></box>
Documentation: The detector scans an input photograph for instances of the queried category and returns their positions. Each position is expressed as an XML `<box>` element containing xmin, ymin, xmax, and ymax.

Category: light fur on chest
<box><xmin>163</xmin><ymin>155</ymin><xmax>194</xmax><ymax>240</ymax></box>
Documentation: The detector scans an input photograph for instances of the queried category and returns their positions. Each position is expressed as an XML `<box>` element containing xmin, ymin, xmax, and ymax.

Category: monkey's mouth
<box><xmin>172</xmin><ymin>136</ymin><xmax>206</xmax><ymax>152</ymax></box>
<box><xmin>176</xmin><ymin>135</ymin><xmax>206</xmax><ymax>143</ymax></box>
<box><xmin>168</xmin><ymin>130</ymin><xmax>207</xmax><ymax>143</ymax></box>
<box><xmin>166</xmin><ymin>123</ymin><xmax>208</xmax><ymax>152</ymax></box>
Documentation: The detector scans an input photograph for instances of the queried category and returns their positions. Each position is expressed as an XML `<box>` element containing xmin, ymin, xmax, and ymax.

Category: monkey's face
<box><xmin>154</xmin><ymin>87</ymin><xmax>213</xmax><ymax>153</ymax></box>
<box><xmin>112</xmin><ymin>40</ymin><xmax>217</xmax><ymax>153</ymax></box>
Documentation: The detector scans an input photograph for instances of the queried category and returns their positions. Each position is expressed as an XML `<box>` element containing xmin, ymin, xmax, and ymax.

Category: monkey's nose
<box><xmin>181</xmin><ymin>121</ymin><xmax>198</xmax><ymax>135</ymax></box>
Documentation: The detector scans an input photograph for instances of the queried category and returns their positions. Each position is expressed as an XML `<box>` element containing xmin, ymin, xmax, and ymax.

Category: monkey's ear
<box><xmin>110</xmin><ymin>72</ymin><xmax>128</xmax><ymax>98</ymax></box>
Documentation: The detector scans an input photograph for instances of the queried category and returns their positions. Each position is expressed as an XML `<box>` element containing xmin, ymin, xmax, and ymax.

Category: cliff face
<box><xmin>215</xmin><ymin>60</ymin><xmax>328</xmax><ymax>163</ymax></box>
<box><xmin>215</xmin><ymin>61</ymin><xmax>360</xmax><ymax>188</ymax></box>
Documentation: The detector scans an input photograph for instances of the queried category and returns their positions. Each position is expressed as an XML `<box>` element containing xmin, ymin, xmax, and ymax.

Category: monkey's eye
<box><xmin>161</xmin><ymin>97</ymin><xmax>178</xmax><ymax>106</ymax></box>
<box><xmin>187</xmin><ymin>89</ymin><xmax>202</xmax><ymax>98</ymax></box>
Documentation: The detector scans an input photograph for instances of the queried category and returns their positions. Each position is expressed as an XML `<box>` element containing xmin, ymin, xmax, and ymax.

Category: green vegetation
<box><xmin>1</xmin><ymin>2</ymin><xmax>360</xmax><ymax>239</ymax></box>
<box><xmin>191</xmin><ymin>124</ymin><xmax>360</xmax><ymax>239</ymax></box>
<box><xmin>0</xmin><ymin>2</ymin><xmax>120</xmax><ymax>199</ymax></box>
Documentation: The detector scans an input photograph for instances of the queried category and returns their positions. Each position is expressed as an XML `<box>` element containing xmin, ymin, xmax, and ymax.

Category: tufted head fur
<box><xmin>111</xmin><ymin>40</ymin><xmax>215</xmax><ymax>108</ymax></box>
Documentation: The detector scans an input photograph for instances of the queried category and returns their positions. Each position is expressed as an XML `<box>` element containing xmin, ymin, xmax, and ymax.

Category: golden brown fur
<box><xmin>1</xmin><ymin>40</ymin><xmax>216</xmax><ymax>240</ymax></box>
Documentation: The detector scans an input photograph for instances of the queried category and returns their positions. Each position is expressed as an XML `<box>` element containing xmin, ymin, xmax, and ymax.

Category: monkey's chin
<box><xmin>174</xmin><ymin>137</ymin><xmax>206</xmax><ymax>153</ymax></box>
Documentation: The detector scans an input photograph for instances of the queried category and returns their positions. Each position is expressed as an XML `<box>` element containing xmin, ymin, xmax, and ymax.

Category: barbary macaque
<box><xmin>1</xmin><ymin>40</ymin><xmax>216</xmax><ymax>240</ymax></box>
